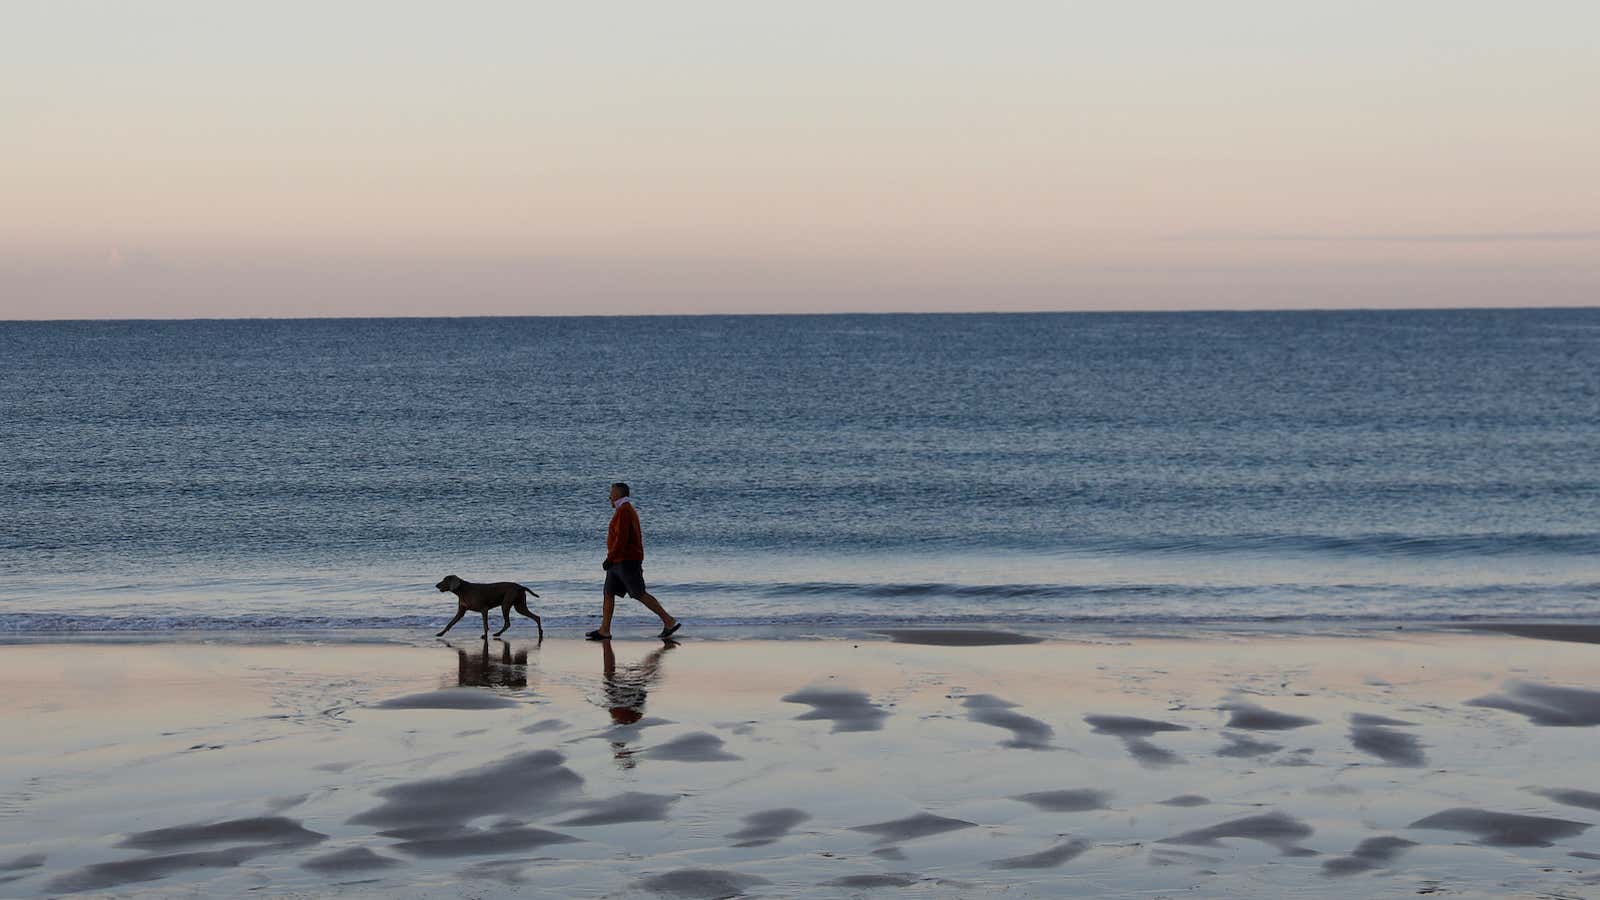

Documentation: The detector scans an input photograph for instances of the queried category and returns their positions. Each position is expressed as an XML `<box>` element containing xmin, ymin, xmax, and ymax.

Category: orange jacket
<box><xmin>607</xmin><ymin>501</ymin><xmax>645</xmax><ymax>563</ymax></box>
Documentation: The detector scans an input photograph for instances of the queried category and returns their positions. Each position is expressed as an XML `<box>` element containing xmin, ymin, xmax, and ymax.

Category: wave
<box><xmin>9</xmin><ymin>530</ymin><xmax>1596</xmax><ymax>560</ymax></box>
<box><xmin>670</xmin><ymin>581</ymin><xmax>1204</xmax><ymax>599</ymax></box>
<box><xmin>521</xmin><ymin>577</ymin><xmax>1600</xmax><ymax>601</ymax></box>
<box><xmin>1058</xmin><ymin>533</ymin><xmax>1600</xmax><ymax>558</ymax></box>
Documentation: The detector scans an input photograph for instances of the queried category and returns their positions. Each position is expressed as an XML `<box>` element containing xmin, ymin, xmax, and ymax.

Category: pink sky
<box><xmin>4</xmin><ymin>1</ymin><xmax>1597</xmax><ymax>318</ymax></box>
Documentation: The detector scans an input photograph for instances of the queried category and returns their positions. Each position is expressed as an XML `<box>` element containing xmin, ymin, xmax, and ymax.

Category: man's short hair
<box><xmin>611</xmin><ymin>482</ymin><xmax>630</xmax><ymax>497</ymax></box>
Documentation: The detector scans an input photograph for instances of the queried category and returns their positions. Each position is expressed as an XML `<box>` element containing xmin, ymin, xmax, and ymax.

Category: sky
<box><xmin>3</xmin><ymin>1</ymin><xmax>1598</xmax><ymax>319</ymax></box>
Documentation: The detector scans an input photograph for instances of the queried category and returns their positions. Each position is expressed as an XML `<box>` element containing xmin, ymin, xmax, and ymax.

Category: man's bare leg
<box><xmin>595</xmin><ymin>590</ymin><xmax>616</xmax><ymax>638</ymax></box>
<box><xmin>635</xmin><ymin>591</ymin><xmax>676</xmax><ymax>630</ymax></box>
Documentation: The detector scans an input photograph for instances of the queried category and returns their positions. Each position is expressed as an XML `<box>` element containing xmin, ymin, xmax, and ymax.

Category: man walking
<box><xmin>587</xmin><ymin>482</ymin><xmax>681</xmax><ymax>641</ymax></box>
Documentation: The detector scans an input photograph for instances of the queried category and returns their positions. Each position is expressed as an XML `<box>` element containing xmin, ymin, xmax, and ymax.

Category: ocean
<box><xmin>2</xmin><ymin>309</ymin><xmax>1597</xmax><ymax>637</ymax></box>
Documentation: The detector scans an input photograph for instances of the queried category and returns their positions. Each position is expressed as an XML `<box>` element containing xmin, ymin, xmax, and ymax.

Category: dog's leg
<box><xmin>513</xmin><ymin>597</ymin><xmax>544</xmax><ymax>639</ymax></box>
<box><xmin>436</xmin><ymin>608</ymin><xmax>466</xmax><ymax>637</ymax></box>
<box><xmin>480</xmin><ymin>610</ymin><xmax>490</xmax><ymax>637</ymax></box>
<box><xmin>494</xmin><ymin>602</ymin><xmax>512</xmax><ymax>637</ymax></box>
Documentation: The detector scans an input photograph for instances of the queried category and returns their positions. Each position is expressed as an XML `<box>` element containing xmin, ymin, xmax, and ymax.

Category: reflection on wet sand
<box><xmin>1408</xmin><ymin>808</ymin><xmax>1592</xmax><ymax>847</ymax></box>
<box><xmin>726</xmin><ymin>808</ymin><xmax>811</xmax><ymax>848</ymax></box>
<box><xmin>599</xmin><ymin>641</ymin><xmax>677</xmax><ymax>725</ymax></box>
<box><xmin>555</xmin><ymin>791</ymin><xmax>677</xmax><ymax>826</ymax></box>
<box><xmin>1347</xmin><ymin>713</ymin><xmax>1426</xmax><ymax>767</ymax></box>
<box><xmin>1321</xmin><ymin>835</ymin><xmax>1417</xmax><ymax>877</ymax></box>
<box><xmin>643</xmin><ymin>731</ymin><xmax>741</xmax><ymax>762</ymax></box>
<box><xmin>1220</xmin><ymin>701</ymin><xmax>1318</xmax><ymax>731</ymax></box>
<box><xmin>637</xmin><ymin>868</ymin><xmax>768</xmax><ymax>897</ymax></box>
<box><xmin>597</xmin><ymin>641</ymin><xmax>679</xmax><ymax>767</ymax></box>
<box><xmin>118</xmin><ymin>817</ymin><xmax>325</xmax><ymax>851</ymax></box>
<box><xmin>373</xmin><ymin>689</ymin><xmax>519</xmax><ymax>710</ymax></box>
<box><xmin>780</xmin><ymin>686</ymin><xmax>889</xmax><ymax>733</ymax></box>
<box><xmin>386</xmin><ymin>824</ymin><xmax>578</xmax><ymax>858</ymax></box>
<box><xmin>851</xmin><ymin>812</ymin><xmax>976</xmax><ymax>843</ymax></box>
<box><xmin>1159</xmin><ymin>811</ymin><xmax>1316</xmax><ymax>856</ymax></box>
<box><xmin>299</xmin><ymin>847</ymin><xmax>403</xmax><ymax>874</ymax></box>
<box><xmin>988</xmin><ymin>837</ymin><xmax>1091</xmax><ymax>870</ymax></box>
<box><xmin>49</xmin><ymin>845</ymin><xmax>280</xmax><ymax>894</ymax></box>
<box><xmin>368</xmin><ymin>637</ymin><xmax>542</xmax><ymax>709</ymax></box>
<box><xmin>1467</xmin><ymin>680</ymin><xmax>1600</xmax><ymax>727</ymax></box>
<box><xmin>448</xmin><ymin>637</ymin><xmax>538</xmax><ymax>689</ymax></box>
<box><xmin>1010</xmin><ymin>788</ymin><xmax>1112</xmax><ymax>812</ymax></box>
<box><xmin>1084</xmin><ymin>714</ymin><xmax>1191</xmax><ymax>767</ymax></box>
<box><xmin>962</xmin><ymin>694</ymin><xmax>1056</xmax><ymax>750</ymax></box>
<box><xmin>823</xmin><ymin>873</ymin><xmax>919</xmax><ymax>888</ymax></box>
<box><xmin>1216</xmin><ymin>731</ymin><xmax>1284</xmax><ymax>758</ymax></box>
<box><xmin>47</xmin><ymin>817</ymin><xmax>328</xmax><ymax>893</ymax></box>
<box><xmin>347</xmin><ymin>750</ymin><xmax>584</xmax><ymax>830</ymax></box>
<box><xmin>1532</xmin><ymin>787</ymin><xmax>1600</xmax><ymax>812</ymax></box>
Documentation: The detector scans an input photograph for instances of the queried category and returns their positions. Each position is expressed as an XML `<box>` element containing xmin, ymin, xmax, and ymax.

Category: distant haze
<box><xmin>4</xmin><ymin>1</ymin><xmax>1598</xmax><ymax>319</ymax></box>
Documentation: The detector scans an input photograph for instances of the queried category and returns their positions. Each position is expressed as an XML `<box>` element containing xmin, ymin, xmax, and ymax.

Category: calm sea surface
<box><xmin>2</xmin><ymin>309</ymin><xmax>1597</xmax><ymax>635</ymax></box>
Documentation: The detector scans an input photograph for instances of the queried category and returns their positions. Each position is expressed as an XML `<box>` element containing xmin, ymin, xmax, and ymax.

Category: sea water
<box><xmin>2</xmin><ymin>309</ymin><xmax>1597</xmax><ymax>635</ymax></box>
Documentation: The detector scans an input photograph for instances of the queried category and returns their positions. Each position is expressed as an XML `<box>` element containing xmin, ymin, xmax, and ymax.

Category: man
<box><xmin>587</xmin><ymin>482</ymin><xmax>681</xmax><ymax>641</ymax></box>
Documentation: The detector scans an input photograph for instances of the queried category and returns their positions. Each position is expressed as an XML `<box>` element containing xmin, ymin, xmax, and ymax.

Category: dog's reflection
<box><xmin>444</xmin><ymin>637</ymin><xmax>540</xmax><ymax>689</ymax></box>
<box><xmin>599</xmin><ymin>640</ymin><xmax>679</xmax><ymax>768</ymax></box>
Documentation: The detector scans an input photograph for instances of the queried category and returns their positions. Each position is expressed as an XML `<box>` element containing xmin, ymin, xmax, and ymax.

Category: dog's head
<box><xmin>436</xmin><ymin>575</ymin><xmax>463</xmax><ymax>592</ymax></box>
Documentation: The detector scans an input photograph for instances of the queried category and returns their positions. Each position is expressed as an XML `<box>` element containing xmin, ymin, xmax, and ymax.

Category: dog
<box><xmin>434</xmin><ymin>575</ymin><xmax>544</xmax><ymax>638</ymax></box>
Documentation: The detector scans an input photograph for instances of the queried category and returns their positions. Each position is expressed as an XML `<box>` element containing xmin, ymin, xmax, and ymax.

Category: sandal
<box><xmin>659</xmin><ymin>622</ymin><xmax>682</xmax><ymax>639</ymax></box>
<box><xmin>585</xmin><ymin>629</ymin><xmax>612</xmax><ymax>641</ymax></box>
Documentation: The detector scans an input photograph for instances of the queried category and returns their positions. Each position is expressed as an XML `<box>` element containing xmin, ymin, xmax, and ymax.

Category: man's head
<box><xmin>610</xmin><ymin>482</ymin><xmax>630</xmax><ymax>504</ymax></box>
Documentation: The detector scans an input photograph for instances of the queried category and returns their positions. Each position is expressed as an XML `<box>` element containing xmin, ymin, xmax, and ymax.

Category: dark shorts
<box><xmin>605</xmin><ymin>560</ymin><xmax>647</xmax><ymax>598</ymax></box>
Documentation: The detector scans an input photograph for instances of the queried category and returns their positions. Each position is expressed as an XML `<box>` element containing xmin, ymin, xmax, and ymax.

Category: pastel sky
<box><xmin>4</xmin><ymin>1</ymin><xmax>1598</xmax><ymax>318</ymax></box>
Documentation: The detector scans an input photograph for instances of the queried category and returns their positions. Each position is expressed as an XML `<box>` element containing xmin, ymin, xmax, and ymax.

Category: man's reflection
<box><xmin>599</xmin><ymin>640</ymin><xmax>679</xmax><ymax>767</ymax></box>
<box><xmin>446</xmin><ymin>637</ymin><xmax>538</xmax><ymax>689</ymax></box>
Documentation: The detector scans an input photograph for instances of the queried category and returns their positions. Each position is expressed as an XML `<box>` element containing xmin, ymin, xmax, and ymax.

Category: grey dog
<box><xmin>434</xmin><ymin>575</ymin><xmax>544</xmax><ymax>638</ymax></box>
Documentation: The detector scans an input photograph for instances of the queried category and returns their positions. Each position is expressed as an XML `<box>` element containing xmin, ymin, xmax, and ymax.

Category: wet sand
<box><xmin>1463</xmin><ymin>623</ymin><xmax>1600</xmax><ymax>645</ymax></box>
<box><xmin>4</xmin><ymin>629</ymin><xmax>1600</xmax><ymax>897</ymax></box>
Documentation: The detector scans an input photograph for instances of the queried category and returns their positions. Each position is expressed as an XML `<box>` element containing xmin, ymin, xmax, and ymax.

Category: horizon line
<box><xmin>4</xmin><ymin>302</ymin><xmax>1598</xmax><ymax>325</ymax></box>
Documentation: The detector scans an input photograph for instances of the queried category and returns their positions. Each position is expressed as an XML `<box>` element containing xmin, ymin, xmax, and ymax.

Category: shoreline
<box><xmin>5</xmin><ymin>617</ymin><xmax>1600</xmax><ymax>647</ymax></box>
<box><xmin>14</xmin><ymin>305</ymin><xmax>1600</xmax><ymax>325</ymax></box>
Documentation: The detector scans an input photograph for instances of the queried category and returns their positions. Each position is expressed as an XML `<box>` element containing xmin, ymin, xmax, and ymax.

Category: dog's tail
<box><xmin>517</xmin><ymin>584</ymin><xmax>541</xmax><ymax>598</ymax></box>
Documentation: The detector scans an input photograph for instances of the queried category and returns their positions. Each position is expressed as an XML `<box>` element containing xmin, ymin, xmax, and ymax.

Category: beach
<box><xmin>5</xmin><ymin>627</ymin><xmax>1600</xmax><ymax>898</ymax></box>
